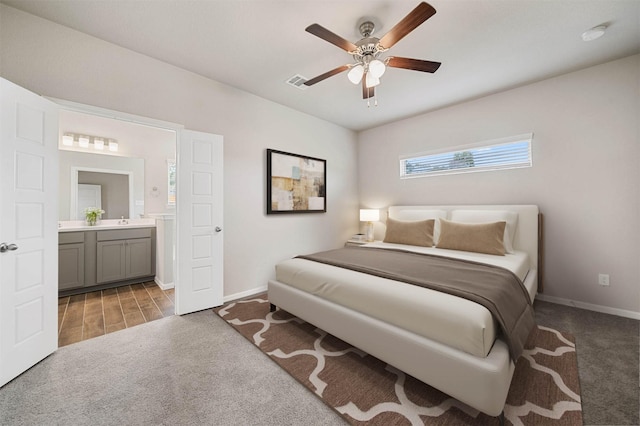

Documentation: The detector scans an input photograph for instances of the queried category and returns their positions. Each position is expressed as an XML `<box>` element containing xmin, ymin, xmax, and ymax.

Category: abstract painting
<box><xmin>267</xmin><ymin>149</ymin><xmax>326</xmax><ymax>214</ymax></box>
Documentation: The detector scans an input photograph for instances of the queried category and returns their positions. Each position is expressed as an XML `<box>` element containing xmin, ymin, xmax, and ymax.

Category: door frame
<box><xmin>50</xmin><ymin>98</ymin><xmax>183</xmax><ymax>311</ymax></box>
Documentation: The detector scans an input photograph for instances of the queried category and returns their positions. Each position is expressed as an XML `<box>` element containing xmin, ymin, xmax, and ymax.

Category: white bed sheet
<box><xmin>275</xmin><ymin>244</ymin><xmax>534</xmax><ymax>358</ymax></box>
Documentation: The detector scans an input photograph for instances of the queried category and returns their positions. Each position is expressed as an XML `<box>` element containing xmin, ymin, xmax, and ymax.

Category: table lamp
<box><xmin>359</xmin><ymin>209</ymin><xmax>380</xmax><ymax>242</ymax></box>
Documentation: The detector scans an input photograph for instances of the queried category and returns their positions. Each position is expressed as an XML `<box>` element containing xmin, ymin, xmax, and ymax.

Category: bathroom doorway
<box><xmin>56</xmin><ymin>105</ymin><xmax>179</xmax><ymax>346</ymax></box>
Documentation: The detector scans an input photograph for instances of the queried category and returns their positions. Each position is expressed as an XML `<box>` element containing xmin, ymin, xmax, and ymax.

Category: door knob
<box><xmin>215</xmin><ymin>227</ymin><xmax>222</xmax><ymax>232</ymax></box>
<box><xmin>0</xmin><ymin>243</ymin><xmax>18</xmax><ymax>253</ymax></box>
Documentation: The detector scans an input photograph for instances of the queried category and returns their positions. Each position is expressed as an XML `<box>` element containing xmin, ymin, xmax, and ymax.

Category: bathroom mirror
<box><xmin>59</xmin><ymin>150</ymin><xmax>144</xmax><ymax>220</ymax></box>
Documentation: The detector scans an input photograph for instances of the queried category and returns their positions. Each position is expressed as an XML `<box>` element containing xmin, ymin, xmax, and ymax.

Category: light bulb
<box><xmin>369</xmin><ymin>59</ymin><xmax>386</xmax><ymax>78</ymax></box>
<box><xmin>365</xmin><ymin>73</ymin><xmax>380</xmax><ymax>88</ymax></box>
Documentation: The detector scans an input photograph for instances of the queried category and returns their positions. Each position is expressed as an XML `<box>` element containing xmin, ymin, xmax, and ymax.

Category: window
<box><xmin>167</xmin><ymin>159</ymin><xmax>176</xmax><ymax>206</ymax></box>
<box><xmin>400</xmin><ymin>133</ymin><xmax>532</xmax><ymax>179</ymax></box>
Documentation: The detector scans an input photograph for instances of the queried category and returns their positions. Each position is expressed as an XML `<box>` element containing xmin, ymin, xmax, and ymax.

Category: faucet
<box><xmin>118</xmin><ymin>216</ymin><xmax>128</xmax><ymax>225</ymax></box>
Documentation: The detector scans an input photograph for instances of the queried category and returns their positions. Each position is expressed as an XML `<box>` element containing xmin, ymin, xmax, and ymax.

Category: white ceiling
<box><xmin>3</xmin><ymin>0</ymin><xmax>639</xmax><ymax>131</ymax></box>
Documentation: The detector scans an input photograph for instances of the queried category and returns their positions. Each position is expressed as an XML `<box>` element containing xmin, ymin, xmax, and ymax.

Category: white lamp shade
<box><xmin>94</xmin><ymin>138</ymin><xmax>104</xmax><ymax>150</ymax></box>
<box><xmin>369</xmin><ymin>59</ymin><xmax>386</xmax><ymax>78</ymax></box>
<box><xmin>365</xmin><ymin>73</ymin><xmax>380</xmax><ymax>88</ymax></box>
<box><xmin>78</xmin><ymin>135</ymin><xmax>90</xmax><ymax>148</ymax></box>
<box><xmin>62</xmin><ymin>134</ymin><xmax>74</xmax><ymax>146</ymax></box>
<box><xmin>360</xmin><ymin>209</ymin><xmax>379</xmax><ymax>222</ymax></box>
<box><xmin>347</xmin><ymin>64</ymin><xmax>364</xmax><ymax>84</ymax></box>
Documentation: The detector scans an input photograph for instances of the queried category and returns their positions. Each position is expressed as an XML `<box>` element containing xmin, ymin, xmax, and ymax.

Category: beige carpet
<box><xmin>216</xmin><ymin>295</ymin><xmax>582</xmax><ymax>425</ymax></box>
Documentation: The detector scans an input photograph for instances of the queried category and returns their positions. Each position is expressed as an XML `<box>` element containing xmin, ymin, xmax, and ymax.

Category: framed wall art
<box><xmin>266</xmin><ymin>149</ymin><xmax>326</xmax><ymax>214</ymax></box>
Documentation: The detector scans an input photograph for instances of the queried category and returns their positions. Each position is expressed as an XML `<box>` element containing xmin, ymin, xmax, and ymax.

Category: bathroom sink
<box><xmin>58</xmin><ymin>218</ymin><xmax>156</xmax><ymax>232</ymax></box>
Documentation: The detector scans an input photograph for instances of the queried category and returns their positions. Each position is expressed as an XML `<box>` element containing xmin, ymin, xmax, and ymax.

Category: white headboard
<box><xmin>387</xmin><ymin>205</ymin><xmax>540</xmax><ymax>271</ymax></box>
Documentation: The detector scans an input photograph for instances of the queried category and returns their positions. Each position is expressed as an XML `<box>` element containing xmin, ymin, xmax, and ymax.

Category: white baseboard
<box><xmin>536</xmin><ymin>293</ymin><xmax>640</xmax><ymax>320</ymax></box>
<box><xmin>154</xmin><ymin>277</ymin><xmax>174</xmax><ymax>290</ymax></box>
<box><xmin>224</xmin><ymin>285</ymin><xmax>267</xmax><ymax>303</ymax></box>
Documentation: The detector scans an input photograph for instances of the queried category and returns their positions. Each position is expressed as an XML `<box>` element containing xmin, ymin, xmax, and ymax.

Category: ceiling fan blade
<box><xmin>362</xmin><ymin>74</ymin><xmax>375</xmax><ymax>99</ymax></box>
<box><xmin>305</xmin><ymin>24</ymin><xmax>358</xmax><ymax>52</ymax></box>
<box><xmin>379</xmin><ymin>2</ymin><xmax>436</xmax><ymax>49</ymax></box>
<box><xmin>304</xmin><ymin>65</ymin><xmax>350</xmax><ymax>86</ymax></box>
<box><xmin>387</xmin><ymin>56</ymin><xmax>441</xmax><ymax>73</ymax></box>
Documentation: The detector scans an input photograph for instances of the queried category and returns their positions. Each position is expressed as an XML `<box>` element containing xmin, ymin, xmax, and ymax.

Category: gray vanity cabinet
<box><xmin>96</xmin><ymin>228</ymin><xmax>153</xmax><ymax>284</ymax></box>
<box><xmin>58</xmin><ymin>232</ymin><xmax>85</xmax><ymax>290</ymax></box>
<box><xmin>58</xmin><ymin>226</ymin><xmax>155</xmax><ymax>295</ymax></box>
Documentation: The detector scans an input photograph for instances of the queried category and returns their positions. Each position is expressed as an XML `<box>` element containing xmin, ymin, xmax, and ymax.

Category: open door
<box><xmin>0</xmin><ymin>78</ymin><xmax>59</xmax><ymax>387</ymax></box>
<box><xmin>175</xmin><ymin>130</ymin><xmax>223</xmax><ymax>314</ymax></box>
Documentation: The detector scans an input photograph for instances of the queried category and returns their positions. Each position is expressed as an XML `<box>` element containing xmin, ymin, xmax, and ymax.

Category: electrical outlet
<box><xmin>598</xmin><ymin>274</ymin><xmax>610</xmax><ymax>286</ymax></box>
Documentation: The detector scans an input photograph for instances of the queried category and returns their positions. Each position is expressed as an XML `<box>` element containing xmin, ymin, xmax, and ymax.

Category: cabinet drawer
<box><xmin>59</xmin><ymin>232</ymin><xmax>85</xmax><ymax>244</ymax></box>
<box><xmin>97</xmin><ymin>228</ymin><xmax>152</xmax><ymax>241</ymax></box>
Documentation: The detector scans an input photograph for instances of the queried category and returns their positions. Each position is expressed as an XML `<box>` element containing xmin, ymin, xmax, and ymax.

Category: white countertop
<box><xmin>58</xmin><ymin>218</ymin><xmax>156</xmax><ymax>232</ymax></box>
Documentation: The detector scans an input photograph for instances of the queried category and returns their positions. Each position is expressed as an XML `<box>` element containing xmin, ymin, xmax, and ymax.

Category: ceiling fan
<box><xmin>303</xmin><ymin>1</ymin><xmax>441</xmax><ymax>105</ymax></box>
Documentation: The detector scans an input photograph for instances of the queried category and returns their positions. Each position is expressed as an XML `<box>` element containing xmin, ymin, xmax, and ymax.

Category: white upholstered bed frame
<box><xmin>268</xmin><ymin>204</ymin><xmax>539</xmax><ymax>417</ymax></box>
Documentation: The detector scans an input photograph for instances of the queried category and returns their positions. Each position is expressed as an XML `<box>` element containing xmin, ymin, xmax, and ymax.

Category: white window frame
<box><xmin>167</xmin><ymin>158</ymin><xmax>176</xmax><ymax>206</ymax></box>
<box><xmin>399</xmin><ymin>133</ymin><xmax>533</xmax><ymax>179</ymax></box>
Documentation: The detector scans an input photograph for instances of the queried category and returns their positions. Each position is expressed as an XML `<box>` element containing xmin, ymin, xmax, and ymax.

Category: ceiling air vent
<box><xmin>286</xmin><ymin>74</ymin><xmax>309</xmax><ymax>90</ymax></box>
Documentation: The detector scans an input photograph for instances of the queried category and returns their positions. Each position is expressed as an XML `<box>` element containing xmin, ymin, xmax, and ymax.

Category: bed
<box><xmin>268</xmin><ymin>205</ymin><xmax>540</xmax><ymax>418</ymax></box>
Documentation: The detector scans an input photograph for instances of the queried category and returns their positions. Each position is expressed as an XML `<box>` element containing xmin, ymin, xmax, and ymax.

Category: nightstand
<box><xmin>345</xmin><ymin>239</ymin><xmax>375</xmax><ymax>247</ymax></box>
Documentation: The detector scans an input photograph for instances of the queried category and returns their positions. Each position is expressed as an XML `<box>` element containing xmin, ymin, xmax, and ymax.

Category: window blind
<box><xmin>400</xmin><ymin>133</ymin><xmax>532</xmax><ymax>179</ymax></box>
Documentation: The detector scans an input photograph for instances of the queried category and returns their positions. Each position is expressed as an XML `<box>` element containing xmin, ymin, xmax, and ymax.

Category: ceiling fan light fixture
<box><xmin>304</xmin><ymin>2</ymin><xmax>440</xmax><ymax>106</ymax></box>
<box><xmin>347</xmin><ymin>64</ymin><xmax>364</xmax><ymax>84</ymax></box>
<box><xmin>369</xmin><ymin>59</ymin><xmax>386</xmax><ymax>78</ymax></box>
<box><xmin>365</xmin><ymin>73</ymin><xmax>380</xmax><ymax>88</ymax></box>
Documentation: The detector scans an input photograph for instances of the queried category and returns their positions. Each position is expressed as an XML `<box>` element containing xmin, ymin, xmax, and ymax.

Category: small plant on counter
<box><xmin>84</xmin><ymin>207</ymin><xmax>105</xmax><ymax>226</ymax></box>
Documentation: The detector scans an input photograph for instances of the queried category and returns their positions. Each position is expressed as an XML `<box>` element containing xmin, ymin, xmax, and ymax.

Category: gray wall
<box><xmin>358</xmin><ymin>54</ymin><xmax>640</xmax><ymax>315</ymax></box>
<box><xmin>1</xmin><ymin>5</ymin><xmax>359</xmax><ymax>299</ymax></box>
<box><xmin>4</xmin><ymin>4</ymin><xmax>636</xmax><ymax>316</ymax></box>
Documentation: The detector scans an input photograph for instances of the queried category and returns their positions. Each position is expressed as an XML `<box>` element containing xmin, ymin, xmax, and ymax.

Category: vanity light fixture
<box><xmin>61</xmin><ymin>132</ymin><xmax>119</xmax><ymax>153</ymax></box>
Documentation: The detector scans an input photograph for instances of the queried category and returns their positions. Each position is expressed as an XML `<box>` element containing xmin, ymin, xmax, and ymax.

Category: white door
<box><xmin>175</xmin><ymin>130</ymin><xmax>223</xmax><ymax>314</ymax></box>
<box><xmin>0</xmin><ymin>78</ymin><xmax>59</xmax><ymax>387</ymax></box>
<box><xmin>77</xmin><ymin>183</ymin><xmax>102</xmax><ymax>219</ymax></box>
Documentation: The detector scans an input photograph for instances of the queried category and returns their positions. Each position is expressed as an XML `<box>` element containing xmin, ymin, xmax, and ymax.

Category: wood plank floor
<box><xmin>58</xmin><ymin>282</ymin><xmax>175</xmax><ymax>347</ymax></box>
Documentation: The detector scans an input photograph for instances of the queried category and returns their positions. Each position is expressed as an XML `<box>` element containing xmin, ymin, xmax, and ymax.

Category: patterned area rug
<box><xmin>215</xmin><ymin>295</ymin><xmax>582</xmax><ymax>425</ymax></box>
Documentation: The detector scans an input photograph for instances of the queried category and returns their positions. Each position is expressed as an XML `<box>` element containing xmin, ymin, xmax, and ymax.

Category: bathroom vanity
<box><xmin>58</xmin><ymin>219</ymin><xmax>156</xmax><ymax>295</ymax></box>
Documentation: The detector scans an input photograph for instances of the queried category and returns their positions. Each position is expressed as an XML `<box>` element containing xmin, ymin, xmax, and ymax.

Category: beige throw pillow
<box><xmin>436</xmin><ymin>219</ymin><xmax>507</xmax><ymax>255</ymax></box>
<box><xmin>383</xmin><ymin>218</ymin><xmax>434</xmax><ymax>247</ymax></box>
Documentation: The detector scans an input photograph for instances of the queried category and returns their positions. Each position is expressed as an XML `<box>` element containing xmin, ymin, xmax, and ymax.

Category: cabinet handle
<box><xmin>215</xmin><ymin>227</ymin><xmax>222</xmax><ymax>233</ymax></box>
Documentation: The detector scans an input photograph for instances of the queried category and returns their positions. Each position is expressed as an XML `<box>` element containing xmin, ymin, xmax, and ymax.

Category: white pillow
<box><xmin>449</xmin><ymin>210</ymin><xmax>518</xmax><ymax>253</ymax></box>
<box><xmin>389</xmin><ymin>209</ymin><xmax>448</xmax><ymax>245</ymax></box>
